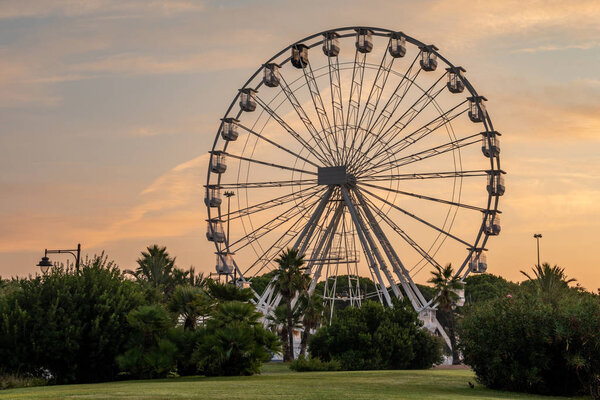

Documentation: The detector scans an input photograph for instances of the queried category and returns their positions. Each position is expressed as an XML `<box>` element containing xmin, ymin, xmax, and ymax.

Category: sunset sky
<box><xmin>1</xmin><ymin>0</ymin><xmax>599</xmax><ymax>290</ymax></box>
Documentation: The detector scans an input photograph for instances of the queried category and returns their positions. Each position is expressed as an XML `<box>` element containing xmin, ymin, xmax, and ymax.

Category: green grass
<box><xmin>0</xmin><ymin>366</ymin><xmax>588</xmax><ymax>400</ymax></box>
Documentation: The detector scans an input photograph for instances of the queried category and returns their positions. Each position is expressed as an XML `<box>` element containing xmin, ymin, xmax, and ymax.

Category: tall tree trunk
<box><xmin>286</xmin><ymin>298</ymin><xmax>294</xmax><ymax>361</ymax></box>
<box><xmin>280</xmin><ymin>325</ymin><xmax>290</xmax><ymax>362</ymax></box>
<box><xmin>449</xmin><ymin>312</ymin><xmax>460</xmax><ymax>365</ymax></box>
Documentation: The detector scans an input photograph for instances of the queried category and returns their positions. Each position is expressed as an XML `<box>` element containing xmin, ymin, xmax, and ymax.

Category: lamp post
<box><xmin>224</xmin><ymin>191</ymin><xmax>236</xmax><ymax>284</ymax></box>
<box><xmin>37</xmin><ymin>244</ymin><xmax>81</xmax><ymax>274</ymax></box>
<box><xmin>533</xmin><ymin>234</ymin><xmax>542</xmax><ymax>267</ymax></box>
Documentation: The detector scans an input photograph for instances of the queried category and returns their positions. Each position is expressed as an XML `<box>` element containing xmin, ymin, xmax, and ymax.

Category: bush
<box><xmin>193</xmin><ymin>301</ymin><xmax>280</xmax><ymax>376</ymax></box>
<box><xmin>117</xmin><ymin>305</ymin><xmax>178</xmax><ymax>379</ymax></box>
<box><xmin>289</xmin><ymin>355</ymin><xmax>340</xmax><ymax>372</ymax></box>
<box><xmin>0</xmin><ymin>255</ymin><xmax>144</xmax><ymax>384</ymax></box>
<box><xmin>0</xmin><ymin>374</ymin><xmax>46</xmax><ymax>390</ymax></box>
<box><xmin>309</xmin><ymin>300</ymin><xmax>442</xmax><ymax>370</ymax></box>
<box><xmin>460</xmin><ymin>289</ymin><xmax>600</xmax><ymax>396</ymax></box>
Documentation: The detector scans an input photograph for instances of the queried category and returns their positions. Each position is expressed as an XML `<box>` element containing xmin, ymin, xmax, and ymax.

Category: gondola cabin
<box><xmin>446</xmin><ymin>66</ymin><xmax>466</xmax><ymax>93</ymax></box>
<box><xmin>420</xmin><ymin>45</ymin><xmax>438</xmax><ymax>71</ymax></box>
<box><xmin>239</xmin><ymin>88</ymin><xmax>257</xmax><ymax>112</ymax></box>
<box><xmin>469</xmin><ymin>251</ymin><xmax>488</xmax><ymax>273</ymax></box>
<box><xmin>388</xmin><ymin>32</ymin><xmax>406</xmax><ymax>58</ymax></box>
<box><xmin>206</xmin><ymin>219</ymin><xmax>225</xmax><ymax>242</ymax></box>
<box><xmin>291</xmin><ymin>44</ymin><xmax>309</xmax><ymax>68</ymax></box>
<box><xmin>216</xmin><ymin>252</ymin><xmax>234</xmax><ymax>274</ymax></box>
<box><xmin>221</xmin><ymin>118</ymin><xmax>239</xmax><ymax>141</ymax></box>
<box><xmin>468</xmin><ymin>96</ymin><xmax>487</xmax><ymax>123</ymax></box>
<box><xmin>481</xmin><ymin>131</ymin><xmax>500</xmax><ymax>157</ymax></box>
<box><xmin>487</xmin><ymin>171</ymin><xmax>506</xmax><ymax>196</ymax></box>
<box><xmin>322</xmin><ymin>31</ymin><xmax>340</xmax><ymax>57</ymax></box>
<box><xmin>355</xmin><ymin>28</ymin><xmax>374</xmax><ymax>53</ymax></box>
<box><xmin>210</xmin><ymin>151</ymin><xmax>227</xmax><ymax>174</ymax></box>
<box><xmin>484</xmin><ymin>213</ymin><xmax>501</xmax><ymax>236</ymax></box>
<box><xmin>263</xmin><ymin>63</ymin><xmax>281</xmax><ymax>87</ymax></box>
<box><xmin>205</xmin><ymin>185</ymin><xmax>222</xmax><ymax>208</ymax></box>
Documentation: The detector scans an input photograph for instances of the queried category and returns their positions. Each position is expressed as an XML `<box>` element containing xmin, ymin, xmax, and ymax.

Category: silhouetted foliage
<box><xmin>0</xmin><ymin>254</ymin><xmax>144</xmax><ymax>384</ymax></box>
<box><xmin>309</xmin><ymin>299</ymin><xmax>442</xmax><ymax>370</ymax></box>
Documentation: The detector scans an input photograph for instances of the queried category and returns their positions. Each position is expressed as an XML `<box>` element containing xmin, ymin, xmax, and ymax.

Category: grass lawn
<box><xmin>0</xmin><ymin>364</ymin><xmax>588</xmax><ymax>400</ymax></box>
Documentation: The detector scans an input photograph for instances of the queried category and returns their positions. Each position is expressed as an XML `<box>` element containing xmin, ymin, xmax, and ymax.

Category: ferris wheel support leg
<box><xmin>341</xmin><ymin>187</ymin><xmax>394</xmax><ymax>307</ymax></box>
<box><xmin>293</xmin><ymin>187</ymin><xmax>334</xmax><ymax>254</ymax></box>
<box><xmin>354</xmin><ymin>190</ymin><xmax>428</xmax><ymax>310</ymax></box>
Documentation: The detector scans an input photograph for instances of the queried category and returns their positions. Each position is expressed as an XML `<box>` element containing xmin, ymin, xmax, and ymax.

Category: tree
<box><xmin>272</xmin><ymin>248</ymin><xmax>309</xmax><ymax>361</ymax></box>
<box><xmin>206</xmin><ymin>279</ymin><xmax>254</xmax><ymax>302</ymax></box>
<box><xmin>298</xmin><ymin>293</ymin><xmax>325</xmax><ymax>356</ymax></box>
<box><xmin>521</xmin><ymin>263</ymin><xmax>576</xmax><ymax>303</ymax></box>
<box><xmin>116</xmin><ymin>305</ymin><xmax>178</xmax><ymax>379</ymax></box>
<box><xmin>0</xmin><ymin>254</ymin><xmax>145</xmax><ymax>383</ymax></box>
<box><xmin>167</xmin><ymin>285</ymin><xmax>213</xmax><ymax>331</ymax></box>
<box><xmin>309</xmin><ymin>299</ymin><xmax>442</xmax><ymax>370</ymax></box>
<box><xmin>428</xmin><ymin>263</ymin><xmax>463</xmax><ymax>364</ymax></box>
<box><xmin>194</xmin><ymin>301</ymin><xmax>280</xmax><ymax>376</ymax></box>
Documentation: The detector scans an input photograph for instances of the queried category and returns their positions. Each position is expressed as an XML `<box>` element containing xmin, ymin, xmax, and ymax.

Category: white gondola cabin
<box><xmin>216</xmin><ymin>252</ymin><xmax>234</xmax><ymax>274</ymax></box>
<box><xmin>486</xmin><ymin>171</ymin><xmax>506</xmax><ymax>196</ymax></box>
<box><xmin>263</xmin><ymin>63</ymin><xmax>281</xmax><ymax>87</ymax></box>
<box><xmin>484</xmin><ymin>213</ymin><xmax>501</xmax><ymax>236</ymax></box>
<box><xmin>446</xmin><ymin>66</ymin><xmax>465</xmax><ymax>93</ymax></box>
<box><xmin>206</xmin><ymin>219</ymin><xmax>225</xmax><ymax>242</ymax></box>
<box><xmin>221</xmin><ymin>118</ymin><xmax>239</xmax><ymax>141</ymax></box>
<box><xmin>481</xmin><ymin>131</ymin><xmax>500</xmax><ymax>157</ymax></box>
<box><xmin>420</xmin><ymin>45</ymin><xmax>438</xmax><ymax>71</ymax></box>
<box><xmin>291</xmin><ymin>44</ymin><xmax>309</xmax><ymax>69</ymax></box>
<box><xmin>239</xmin><ymin>88</ymin><xmax>257</xmax><ymax>112</ymax></box>
<box><xmin>388</xmin><ymin>32</ymin><xmax>406</xmax><ymax>58</ymax></box>
<box><xmin>210</xmin><ymin>151</ymin><xmax>227</xmax><ymax>174</ymax></box>
<box><xmin>468</xmin><ymin>96</ymin><xmax>487</xmax><ymax>123</ymax></box>
<box><xmin>322</xmin><ymin>31</ymin><xmax>340</xmax><ymax>57</ymax></box>
<box><xmin>469</xmin><ymin>251</ymin><xmax>488</xmax><ymax>273</ymax></box>
<box><xmin>355</xmin><ymin>28</ymin><xmax>373</xmax><ymax>53</ymax></box>
<box><xmin>205</xmin><ymin>185</ymin><xmax>222</xmax><ymax>208</ymax></box>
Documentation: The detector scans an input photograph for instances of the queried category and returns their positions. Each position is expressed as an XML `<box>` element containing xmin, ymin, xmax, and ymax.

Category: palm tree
<box><xmin>521</xmin><ymin>263</ymin><xmax>576</xmax><ymax>302</ymax></box>
<box><xmin>266</xmin><ymin>304</ymin><xmax>301</xmax><ymax>360</ymax></box>
<box><xmin>168</xmin><ymin>285</ymin><xmax>213</xmax><ymax>330</ymax></box>
<box><xmin>428</xmin><ymin>263</ymin><xmax>463</xmax><ymax>365</ymax></box>
<box><xmin>128</xmin><ymin>245</ymin><xmax>176</xmax><ymax>286</ymax></box>
<box><xmin>298</xmin><ymin>293</ymin><xmax>325</xmax><ymax>356</ymax></box>
<box><xmin>273</xmin><ymin>248</ymin><xmax>309</xmax><ymax>361</ymax></box>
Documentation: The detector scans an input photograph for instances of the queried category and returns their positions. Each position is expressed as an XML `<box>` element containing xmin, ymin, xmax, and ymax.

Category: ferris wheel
<box><xmin>205</xmin><ymin>27</ymin><xmax>504</xmax><ymax>331</ymax></box>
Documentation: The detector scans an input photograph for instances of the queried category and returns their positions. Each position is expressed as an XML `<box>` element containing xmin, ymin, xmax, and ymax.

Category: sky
<box><xmin>1</xmin><ymin>0</ymin><xmax>599</xmax><ymax>290</ymax></box>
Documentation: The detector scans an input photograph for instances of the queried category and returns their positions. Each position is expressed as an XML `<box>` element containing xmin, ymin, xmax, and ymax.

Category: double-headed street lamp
<box><xmin>37</xmin><ymin>244</ymin><xmax>81</xmax><ymax>274</ymax></box>
<box><xmin>533</xmin><ymin>234</ymin><xmax>542</xmax><ymax>267</ymax></box>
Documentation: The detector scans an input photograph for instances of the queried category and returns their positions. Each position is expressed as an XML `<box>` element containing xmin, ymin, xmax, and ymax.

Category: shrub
<box><xmin>0</xmin><ymin>374</ymin><xmax>46</xmax><ymax>390</ymax></box>
<box><xmin>116</xmin><ymin>305</ymin><xmax>178</xmax><ymax>379</ymax></box>
<box><xmin>460</xmin><ymin>290</ymin><xmax>596</xmax><ymax>396</ymax></box>
<box><xmin>289</xmin><ymin>355</ymin><xmax>341</xmax><ymax>372</ymax></box>
<box><xmin>0</xmin><ymin>255</ymin><xmax>144</xmax><ymax>384</ymax></box>
<box><xmin>309</xmin><ymin>300</ymin><xmax>442</xmax><ymax>370</ymax></box>
<box><xmin>193</xmin><ymin>301</ymin><xmax>280</xmax><ymax>376</ymax></box>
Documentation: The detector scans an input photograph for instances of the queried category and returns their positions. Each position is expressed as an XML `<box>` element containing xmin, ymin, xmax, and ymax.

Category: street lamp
<box><xmin>533</xmin><ymin>234</ymin><xmax>542</xmax><ymax>267</ymax></box>
<box><xmin>36</xmin><ymin>244</ymin><xmax>81</xmax><ymax>274</ymax></box>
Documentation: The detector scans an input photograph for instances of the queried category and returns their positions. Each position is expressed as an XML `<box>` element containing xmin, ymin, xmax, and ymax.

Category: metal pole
<box><xmin>534</xmin><ymin>233</ymin><xmax>542</xmax><ymax>267</ymax></box>
<box><xmin>76</xmin><ymin>243</ymin><xmax>81</xmax><ymax>272</ymax></box>
<box><xmin>224</xmin><ymin>191</ymin><xmax>235</xmax><ymax>284</ymax></box>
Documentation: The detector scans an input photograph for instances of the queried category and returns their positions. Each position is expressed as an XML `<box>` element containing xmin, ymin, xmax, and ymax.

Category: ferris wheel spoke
<box><xmin>277</xmin><ymin>75</ymin><xmax>337</xmax><ymax>165</ymax></box>
<box><xmin>327</xmin><ymin>54</ymin><xmax>345</xmax><ymax>163</ymax></box>
<box><xmin>218</xmin><ymin>178</ymin><xmax>318</xmax><ymax>189</ymax></box>
<box><xmin>359</xmin><ymin>181</ymin><xmax>488</xmax><ymax>212</ymax></box>
<box><xmin>343</xmin><ymin>49</ymin><xmax>367</xmax><ymax>164</ymax></box>
<box><xmin>361</xmin><ymin>169</ymin><xmax>489</xmax><ymax>182</ymax></box>
<box><xmin>220</xmin><ymin>151</ymin><xmax>317</xmax><ymax>176</ymax></box>
<box><xmin>229</xmin><ymin>188</ymin><xmax>323</xmax><ymax>253</ymax></box>
<box><xmin>300</xmin><ymin>59</ymin><xmax>339</xmax><ymax>165</ymax></box>
<box><xmin>353</xmin><ymin>72</ymin><xmax>449</xmax><ymax>173</ymax></box>
<box><xmin>358</xmin><ymin>100</ymin><xmax>468</xmax><ymax>172</ymax></box>
<box><xmin>359</xmin><ymin>133</ymin><xmax>481</xmax><ymax>178</ymax></box>
<box><xmin>346</xmin><ymin>38</ymin><xmax>395</xmax><ymax>166</ymax></box>
<box><xmin>253</xmin><ymin>94</ymin><xmax>330</xmax><ymax>166</ymax></box>
<box><xmin>359</xmin><ymin>186</ymin><xmax>474</xmax><ymax>248</ymax></box>
<box><xmin>242</xmin><ymin>192</ymin><xmax>325</xmax><ymax>277</ymax></box>
<box><xmin>223</xmin><ymin>185</ymin><xmax>320</xmax><ymax>221</ymax></box>
<box><xmin>236</xmin><ymin>123</ymin><xmax>321</xmax><ymax>168</ymax></box>
<box><xmin>361</xmin><ymin>192</ymin><xmax>443</xmax><ymax>271</ymax></box>
<box><xmin>367</xmin><ymin>52</ymin><xmax>422</xmax><ymax>138</ymax></box>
